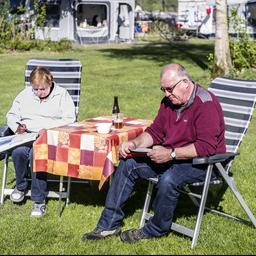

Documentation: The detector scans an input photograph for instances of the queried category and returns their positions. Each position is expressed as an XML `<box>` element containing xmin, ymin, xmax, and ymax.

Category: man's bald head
<box><xmin>160</xmin><ymin>64</ymin><xmax>190</xmax><ymax>81</ymax></box>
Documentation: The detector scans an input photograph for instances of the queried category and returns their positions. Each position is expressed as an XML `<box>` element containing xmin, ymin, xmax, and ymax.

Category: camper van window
<box><xmin>45</xmin><ymin>4</ymin><xmax>60</xmax><ymax>27</ymax></box>
<box><xmin>247</xmin><ymin>2</ymin><xmax>256</xmax><ymax>26</ymax></box>
<box><xmin>76</xmin><ymin>4</ymin><xmax>107</xmax><ymax>28</ymax></box>
<box><xmin>9</xmin><ymin>0</ymin><xmax>26</xmax><ymax>14</ymax></box>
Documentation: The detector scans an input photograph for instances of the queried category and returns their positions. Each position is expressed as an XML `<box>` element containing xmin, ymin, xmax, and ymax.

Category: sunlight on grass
<box><xmin>0</xmin><ymin>38</ymin><xmax>255</xmax><ymax>255</ymax></box>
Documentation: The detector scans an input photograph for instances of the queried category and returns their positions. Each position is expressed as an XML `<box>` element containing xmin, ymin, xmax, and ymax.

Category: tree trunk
<box><xmin>214</xmin><ymin>0</ymin><xmax>232</xmax><ymax>76</ymax></box>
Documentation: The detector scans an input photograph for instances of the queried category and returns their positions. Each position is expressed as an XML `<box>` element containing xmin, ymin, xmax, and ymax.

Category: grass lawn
<box><xmin>0</xmin><ymin>38</ymin><xmax>255</xmax><ymax>255</ymax></box>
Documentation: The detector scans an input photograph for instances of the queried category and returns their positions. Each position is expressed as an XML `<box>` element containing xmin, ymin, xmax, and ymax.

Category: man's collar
<box><xmin>176</xmin><ymin>82</ymin><xmax>197</xmax><ymax>113</ymax></box>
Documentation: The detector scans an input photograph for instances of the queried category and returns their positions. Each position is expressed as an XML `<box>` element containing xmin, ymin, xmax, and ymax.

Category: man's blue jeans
<box><xmin>12</xmin><ymin>145</ymin><xmax>47</xmax><ymax>203</ymax></box>
<box><xmin>97</xmin><ymin>157</ymin><xmax>209</xmax><ymax>237</ymax></box>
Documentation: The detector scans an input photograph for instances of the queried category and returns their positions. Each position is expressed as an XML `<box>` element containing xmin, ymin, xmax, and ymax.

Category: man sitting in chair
<box><xmin>82</xmin><ymin>63</ymin><xmax>226</xmax><ymax>243</ymax></box>
<box><xmin>6</xmin><ymin>67</ymin><xmax>76</xmax><ymax>217</ymax></box>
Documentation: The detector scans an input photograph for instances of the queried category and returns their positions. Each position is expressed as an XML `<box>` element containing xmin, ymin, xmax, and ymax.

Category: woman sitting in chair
<box><xmin>6</xmin><ymin>67</ymin><xmax>76</xmax><ymax>217</ymax></box>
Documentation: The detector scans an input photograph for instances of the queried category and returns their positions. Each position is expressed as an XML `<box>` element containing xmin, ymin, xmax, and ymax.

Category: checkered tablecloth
<box><xmin>33</xmin><ymin>116</ymin><xmax>152</xmax><ymax>189</ymax></box>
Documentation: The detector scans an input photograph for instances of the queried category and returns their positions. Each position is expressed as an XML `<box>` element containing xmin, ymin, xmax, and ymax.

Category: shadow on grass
<box><xmin>2</xmin><ymin>169</ymin><xmax>228</xmax><ymax>225</ymax></box>
<box><xmin>45</xmin><ymin>178</ymin><xmax>149</xmax><ymax>216</ymax></box>
<box><xmin>59</xmin><ymin>179</ymin><xmax>147</xmax><ymax>211</ymax></box>
<box><xmin>56</xmin><ymin>176</ymin><xmax>228</xmax><ymax>224</ymax></box>
<box><xmin>98</xmin><ymin>41</ymin><xmax>213</xmax><ymax>70</ymax></box>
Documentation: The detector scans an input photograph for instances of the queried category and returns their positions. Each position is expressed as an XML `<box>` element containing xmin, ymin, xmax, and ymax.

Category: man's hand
<box><xmin>147</xmin><ymin>145</ymin><xmax>172</xmax><ymax>163</ymax></box>
<box><xmin>119</xmin><ymin>140</ymin><xmax>136</xmax><ymax>158</ymax></box>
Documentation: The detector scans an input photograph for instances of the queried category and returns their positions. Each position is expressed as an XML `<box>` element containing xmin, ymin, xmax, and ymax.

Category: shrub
<box><xmin>52</xmin><ymin>39</ymin><xmax>73</xmax><ymax>52</ymax></box>
<box><xmin>0</xmin><ymin>1</ymin><xmax>73</xmax><ymax>52</ymax></box>
<box><xmin>208</xmin><ymin>7</ymin><xmax>256</xmax><ymax>76</ymax></box>
<box><xmin>229</xmin><ymin>35</ymin><xmax>256</xmax><ymax>71</ymax></box>
<box><xmin>228</xmin><ymin>8</ymin><xmax>256</xmax><ymax>74</ymax></box>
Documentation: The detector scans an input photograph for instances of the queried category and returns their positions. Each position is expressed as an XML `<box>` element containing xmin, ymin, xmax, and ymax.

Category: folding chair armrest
<box><xmin>0</xmin><ymin>124</ymin><xmax>14</xmax><ymax>137</ymax></box>
<box><xmin>192</xmin><ymin>152</ymin><xmax>239</xmax><ymax>165</ymax></box>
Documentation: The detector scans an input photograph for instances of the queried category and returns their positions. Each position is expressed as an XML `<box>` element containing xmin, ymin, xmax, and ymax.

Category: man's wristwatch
<box><xmin>170</xmin><ymin>149</ymin><xmax>176</xmax><ymax>160</ymax></box>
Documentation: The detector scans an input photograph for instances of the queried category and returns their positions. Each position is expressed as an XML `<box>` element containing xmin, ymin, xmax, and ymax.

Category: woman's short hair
<box><xmin>30</xmin><ymin>67</ymin><xmax>53</xmax><ymax>85</ymax></box>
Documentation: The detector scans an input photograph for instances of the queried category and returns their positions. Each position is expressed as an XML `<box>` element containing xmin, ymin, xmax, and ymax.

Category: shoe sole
<box><xmin>120</xmin><ymin>232</ymin><xmax>135</xmax><ymax>243</ymax></box>
<box><xmin>82</xmin><ymin>230</ymin><xmax>121</xmax><ymax>241</ymax></box>
<box><xmin>31</xmin><ymin>213</ymin><xmax>45</xmax><ymax>217</ymax></box>
<box><xmin>120</xmin><ymin>230</ymin><xmax>149</xmax><ymax>243</ymax></box>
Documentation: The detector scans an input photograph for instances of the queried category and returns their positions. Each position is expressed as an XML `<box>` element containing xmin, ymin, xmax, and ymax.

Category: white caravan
<box><xmin>9</xmin><ymin>0</ymin><xmax>135</xmax><ymax>44</ymax></box>
<box><xmin>177</xmin><ymin>0</ymin><xmax>256</xmax><ymax>37</ymax></box>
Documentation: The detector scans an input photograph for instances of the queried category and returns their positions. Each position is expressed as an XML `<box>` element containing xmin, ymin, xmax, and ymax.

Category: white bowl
<box><xmin>96</xmin><ymin>123</ymin><xmax>112</xmax><ymax>134</ymax></box>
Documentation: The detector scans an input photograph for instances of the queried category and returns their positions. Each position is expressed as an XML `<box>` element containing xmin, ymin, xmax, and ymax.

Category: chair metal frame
<box><xmin>0</xmin><ymin>58</ymin><xmax>83</xmax><ymax>213</ymax></box>
<box><xmin>139</xmin><ymin>77</ymin><xmax>256</xmax><ymax>248</ymax></box>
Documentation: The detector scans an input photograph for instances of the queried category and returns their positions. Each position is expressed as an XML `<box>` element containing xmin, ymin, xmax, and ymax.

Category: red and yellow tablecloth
<box><xmin>33</xmin><ymin>116</ymin><xmax>152</xmax><ymax>189</ymax></box>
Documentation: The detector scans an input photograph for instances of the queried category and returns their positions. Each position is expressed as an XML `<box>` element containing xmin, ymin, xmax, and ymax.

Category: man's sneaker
<box><xmin>81</xmin><ymin>227</ymin><xmax>121</xmax><ymax>241</ymax></box>
<box><xmin>31</xmin><ymin>202</ymin><xmax>46</xmax><ymax>217</ymax></box>
<box><xmin>120</xmin><ymin>228</ymin><xmax>151</xmax><ymax>243</ymax></box>
<box><xmin>10</xmin><ymin>187</ymin><xmax>26</xmax><ymax>203</ymax></box>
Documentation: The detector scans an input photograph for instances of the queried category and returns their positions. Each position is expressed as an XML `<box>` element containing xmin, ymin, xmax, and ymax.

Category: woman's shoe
<box><xmin>10</xmin><ymin>187</ymin><xmax>26</xmax><ymax>203</ymax></box>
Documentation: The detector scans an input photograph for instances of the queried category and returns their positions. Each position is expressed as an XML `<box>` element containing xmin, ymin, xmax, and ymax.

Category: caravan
<box><xmin>9</xmin><ymin>0</ymin><xmax>135</xmax><ymax>44</ymax></box>
<box><xmin>177</xmin><ymin>0</ymin><xmax>256</xmax><ymax>38</ymax></box>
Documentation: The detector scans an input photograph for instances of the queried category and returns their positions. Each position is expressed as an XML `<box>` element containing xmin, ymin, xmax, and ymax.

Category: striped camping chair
<box><xmin>25</xmin><ymin>58</ymin><xmax>82</xmax><ymax>118</ymax></box>
<box><xmin>0</xmin><ymin>58</ymin><xmax>82</xmax><ymax>212</ymax></box>
<box><xmin>139</xmin><ymin>77</ymin><xmax>256</xmax><ymax>248</ymax></box>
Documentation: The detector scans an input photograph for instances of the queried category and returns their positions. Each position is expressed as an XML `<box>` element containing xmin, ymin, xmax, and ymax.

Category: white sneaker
<box><xmin>31</xmin><ymin>202</ymin><xmax>46</xmax><ymax>217</ymax></box>
<box><xmin>10</xmin><ymin>187</ymin><xmax>26</xmax><ymax>203</ymax></box>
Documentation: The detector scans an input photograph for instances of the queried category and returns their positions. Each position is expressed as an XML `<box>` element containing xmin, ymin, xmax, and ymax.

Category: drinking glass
<box><xmin>114</xmin><ymin>113</ymin><xmax>124</xmax><ymax>129</ymax></box>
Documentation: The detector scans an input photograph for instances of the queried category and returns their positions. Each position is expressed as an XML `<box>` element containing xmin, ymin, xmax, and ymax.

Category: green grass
<box><xmin>0</xmin><ymin>38</ymin><xmax>256</xmax><ymax>254</ymax></box>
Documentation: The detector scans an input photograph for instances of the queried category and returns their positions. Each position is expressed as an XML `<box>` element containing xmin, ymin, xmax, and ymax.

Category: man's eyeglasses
<box><xmin>160</xmin><ymin>79</ymin><xmax>184</xmax><ymax>94</ymax></box>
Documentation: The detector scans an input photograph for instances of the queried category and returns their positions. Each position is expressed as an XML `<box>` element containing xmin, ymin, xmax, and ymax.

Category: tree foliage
<box><xmin>229</xmin><ymin>8</ymin><xmax>256</xmax><ymax>73</ymax></box>
<box><xmin>135</xmin><ymin>0</ymin><xmax>178</xmax><ymax>11</ymax></box>
<box><xmin>0</xmin><ymin>0</ymin><xmax>71</xmax><ymax>52</ymax></box>
<box><xmin>209</xmin><ymin>4</ymin><xmax>256</xmax><ymax>77</ymax></box>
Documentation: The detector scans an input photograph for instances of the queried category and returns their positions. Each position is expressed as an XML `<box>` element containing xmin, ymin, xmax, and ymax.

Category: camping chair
<box><xmin>139</xmin><ymin>77</ymin><xmax>256</xmax><ymax>248</ymax></box>
<box><xmin>0</xmin><ymin>58</ymin><xmax>82</xmax><ymax>210</ymax></box>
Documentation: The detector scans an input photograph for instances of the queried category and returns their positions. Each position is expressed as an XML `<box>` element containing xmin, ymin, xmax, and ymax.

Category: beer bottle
<box><xmin>112</xmin><ymin>96</ymin><xmax>120</xmax><ymax>124</ymax></box>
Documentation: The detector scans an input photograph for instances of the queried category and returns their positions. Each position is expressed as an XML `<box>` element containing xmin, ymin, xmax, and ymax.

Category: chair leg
<box><xmin>191</xmin><ymin>165</ymin><xmax>213</xmax><ymax>248</ymax></box>
<box><xmin>139</xmin><ymin>169</ymin><xmax>213</xmax><ymax>248</ymax></box>
<box><xmin>140</xmin><ymin>180</ymin><xmax>154</xmax><ymax>228</ymax></box>
<box><xmin>0</xmin><ymin>154</ymin><xmax>9</xmax><ymax>205</ymax></box>
<box><xmin>216</xmin><ymin>162</ymin><xmax>256</xmax><ymax>227</ymax></box>
<box><xmin>58</xmin><ymin>176</ymin><xmax>64</xmax><ymax>216</ymax></box>
<box><xmin>66</xmin><ymin>176</ymin><xmax>71</xmax><ymax>205</ymax></box>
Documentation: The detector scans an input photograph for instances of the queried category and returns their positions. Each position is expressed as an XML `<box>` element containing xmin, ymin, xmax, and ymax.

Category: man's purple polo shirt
<box><xmin>145</xmin><ymin>83</ymin><xmax>226</xmax><ymax>157</ymax></box>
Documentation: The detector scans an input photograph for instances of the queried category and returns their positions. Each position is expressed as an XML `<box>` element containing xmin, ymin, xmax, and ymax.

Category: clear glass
<box><xmin>114</xmin><ymin>112</ymin><xmax>124</xmax><ymax>129</ymax></box>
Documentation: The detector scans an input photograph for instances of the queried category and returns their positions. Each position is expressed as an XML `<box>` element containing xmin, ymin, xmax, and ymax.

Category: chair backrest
<box><xmin>209</xmin><ymin>77</ymin><xmax>256</xmax><ymax>154</ymax></box>
<box><xmin>25</xmin><ymin>58</ymin><xmax>82</xmax><ymax>119</ymax></box>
